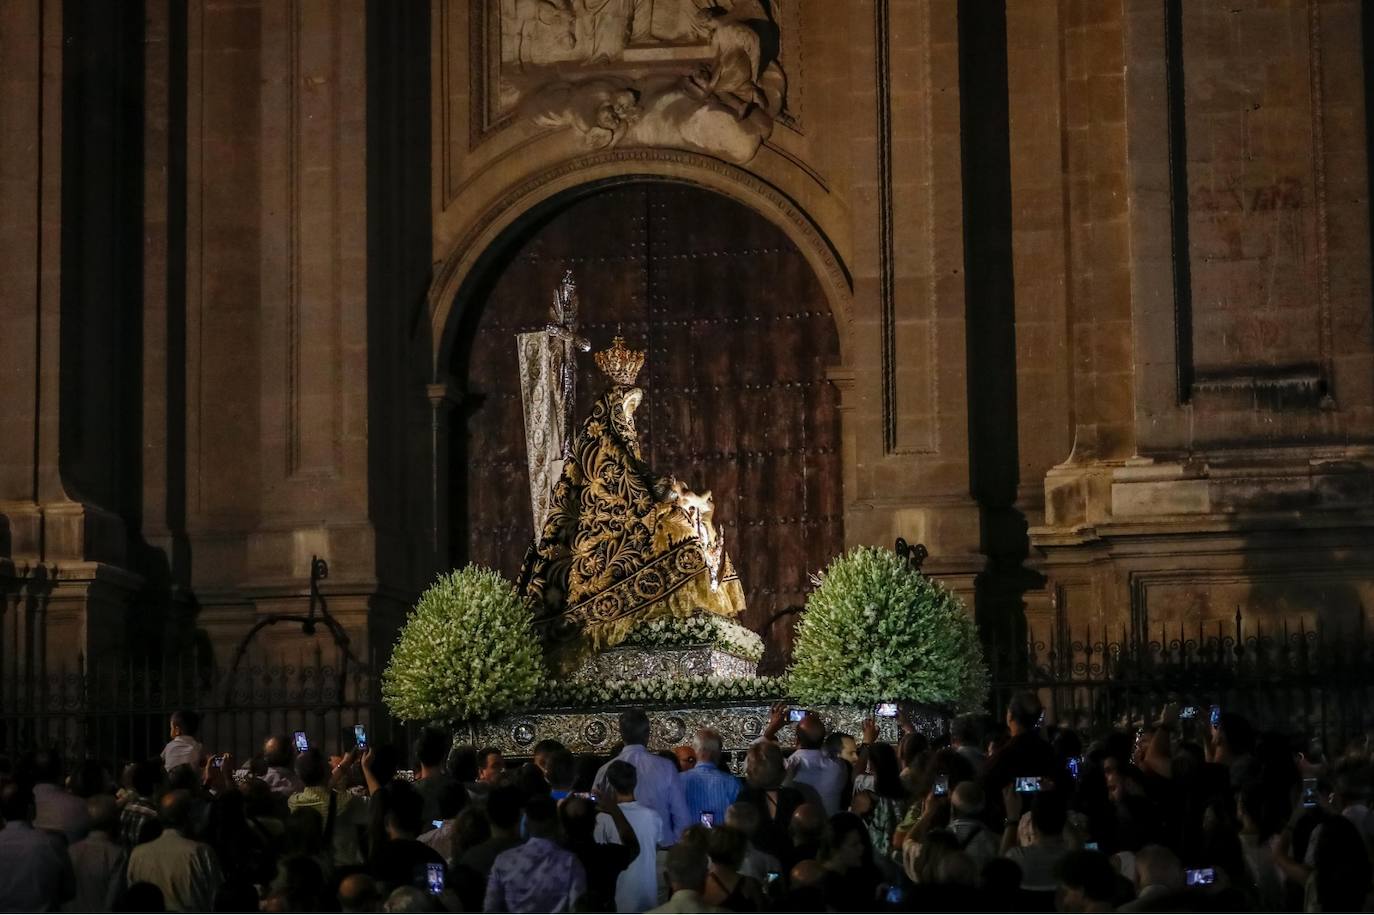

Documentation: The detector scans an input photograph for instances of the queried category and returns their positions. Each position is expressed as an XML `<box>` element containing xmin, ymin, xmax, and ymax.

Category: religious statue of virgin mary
<box><xmin>518</xmin><ymin>335</ymin><xmax>747</xmax><ymax>673</ymax></box>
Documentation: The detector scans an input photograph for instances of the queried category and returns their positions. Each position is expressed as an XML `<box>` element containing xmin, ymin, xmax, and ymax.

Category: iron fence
<box><xmin>986</xmin><ymin>607</ymin><xmax>1374</xmax><ymax>754</ymax></box>
<box><xmin>6</xmin><ymin>603</ymin><xmax>1374</xmax><ymax>765</ymax></box>
<box><xmin>0</xmin><ymin>645</ymin><xmax>419</xmax><ymax>767</ymax></box>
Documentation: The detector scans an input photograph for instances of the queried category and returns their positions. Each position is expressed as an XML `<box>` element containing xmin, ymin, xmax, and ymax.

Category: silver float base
<box><xmin>467</xmin><ymin>701</ymin><xmax>943</xmax><ymax>765</ymax></box>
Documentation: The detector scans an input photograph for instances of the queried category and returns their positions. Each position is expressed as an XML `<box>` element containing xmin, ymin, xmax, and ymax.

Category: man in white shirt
<box><xmin>594</xmin><ymin>760</ymin><xmax>664</xmax><ymax>914</ymax></box>
<box><xmin>761</xmin><ymin>704</ymin><xmax>846</xmax><ymax>816</ymax></box>
<box><xmin>160</xmin><ymin>710</ymin><xmax>205</xmax><ymax>773</ymax></box>
<box><xmin>595</xmin><ymin>709</ymin><xmax>690</xmax><ymax>844</ymax></box>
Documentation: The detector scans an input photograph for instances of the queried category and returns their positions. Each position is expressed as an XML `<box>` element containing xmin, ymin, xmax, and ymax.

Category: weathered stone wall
<box><xmin>1</xmin><ymin>0</ymin><xmax>1370</xmax><ymax>670</ymax></box>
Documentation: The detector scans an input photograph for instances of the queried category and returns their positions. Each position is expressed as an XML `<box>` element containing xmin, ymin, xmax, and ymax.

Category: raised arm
<box><xmin>597</xmin><ymin>793</ymin><xmax>641</xmax><ymax>861</ymax></box>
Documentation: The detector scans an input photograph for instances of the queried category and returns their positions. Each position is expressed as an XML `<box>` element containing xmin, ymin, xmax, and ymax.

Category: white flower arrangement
<box><xmin>536</xmin><ymin>674</ymin><xmax>788</xmax><ymax>708</ymax></box>
<box><xmin>383</xmin><ymin>566</ymin><xmax>545</xmax><ymax>724</ymax></box>
<box><xmin>788</xmin><ymin>546</ymin><xmax>988</xmax><ymax>713</ymax></box>
<box><xmin>620</xmin><ymin>614</ymin><xmax>765</xmax><ymax>661</ymax></box>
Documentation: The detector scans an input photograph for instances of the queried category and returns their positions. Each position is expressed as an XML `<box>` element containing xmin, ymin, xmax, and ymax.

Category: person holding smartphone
<box><xmin>981</xmin><ymin>692</ymin><xmax>1059</xmax><ymax>825</ymax></box>
<box><xmin>681</xmin><ymin>728</ymin><xmax>741</xmax><ymax>836</ymax></box>
<box><xmin>286</xmin><ymin>748</ymin><xmax>369</xmax><ymax>866</ymax></box>
<box><xmin>254</xmin><ymin>735</ymin><xmax>305</xmax><ymax>798</ymax></box>
<box><xmin>998</xmin><ymin>785</ymin><xmax>1071</xmax><ymax>892</ymax></box>
<box><xmin>762</xmin><ymin>702</ymin><xmax>846</xmax><ymax>816</ymax></box>
<box><xmin>850</xmin><ymin>720</ymin><xmax>908</xmax><ymax>865</ymax></box>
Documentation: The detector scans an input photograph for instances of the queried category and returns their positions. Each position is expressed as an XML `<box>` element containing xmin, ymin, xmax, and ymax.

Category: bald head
<box><xmin>790</xmin><ymin>802</ymin><xmax>827</xmax><ymax>843</ymax></box>
<box><xmin>338</xmin><ymin>873</ymin><xmax>381</xmax><ymax>914</ymax></box>
<box><xmin>263</xmin><ymin>735</ymin><xmax>291</xmax><ymax>768</ymax></box>
<box><xmin>725</xmin><ymin>801</ymin><xmax>760</xmax><ymax>837</ymax></box>
<box><xmin>159</xmin><ymin>789</ymin><xmax>192</xmax><ymax>833</ymax></box>
<box><xmin>791</xmin><ymin>859</ymin><xmax>825</xmax><ymax>887</ymax></box>
<box><xmin>1136</xmin><ymin>844</ymin><xmax>1184</xmax><ymax>891</ymax></box>
<box><xmin>951</xmin><ymin>780</ymin><xmax>984</xmax><ymax>817</ymax></box>
<box><xmin>86</xmin><ymin>794</ymin><xmax>120</xmax><ymax>834</ymax></box>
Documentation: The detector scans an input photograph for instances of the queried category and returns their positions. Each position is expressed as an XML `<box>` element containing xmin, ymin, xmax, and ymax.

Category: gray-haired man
<box><xmin>680</xmin><ymin>728</ymin><xmax>741</xmax><ymax>830</ymax></box>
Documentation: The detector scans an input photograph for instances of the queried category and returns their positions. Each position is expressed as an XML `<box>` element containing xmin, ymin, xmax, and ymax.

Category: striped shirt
<box><xmin>120</xmin><ymin>795</ymin><xmax>161</xmax><ymax>848</ymax></box>
<box><xmin>680</xmin><ymin>762</ymin><xmax>741</xmax><ymax>828</ymax></box>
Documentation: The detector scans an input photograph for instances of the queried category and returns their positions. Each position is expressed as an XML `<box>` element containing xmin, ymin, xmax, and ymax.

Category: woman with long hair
<box><xmin>851</xmin><ymin>739</ymin><xmax>909</xmax><ymax>869</ymax></box>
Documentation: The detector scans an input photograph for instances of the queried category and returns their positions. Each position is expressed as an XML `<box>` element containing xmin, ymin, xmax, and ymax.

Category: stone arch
<box><xmin>426</xmin><ymin>148</ymin><xmax>854</xmax><ymax>381</ymax></box>
<box><xmin>427</xmin><ymin>173</ymin><xmax>848</xmax><ymax>667</ymax></box>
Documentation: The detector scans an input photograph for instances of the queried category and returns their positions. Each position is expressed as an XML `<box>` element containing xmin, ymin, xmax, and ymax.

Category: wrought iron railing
<box><xmin>0</xmin><ymin>644</ymin><xmax>415</xmax><ymax>765</ymax></box>
<box><xmin>985</xmin><ymin>607</ymin><xmax>1374</xmax><ymax>754</ymax></box>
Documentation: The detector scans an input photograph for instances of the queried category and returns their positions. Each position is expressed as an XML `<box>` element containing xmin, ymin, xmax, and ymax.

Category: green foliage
<box><xmin>788</xmin><ymin>546</ymin><xmax>988</xmax><ymax>712</ymax></box>
<box><xmin>383</xmin><ymin>566</ymin><xmax>545</xmax><ymax>724</ymax></box>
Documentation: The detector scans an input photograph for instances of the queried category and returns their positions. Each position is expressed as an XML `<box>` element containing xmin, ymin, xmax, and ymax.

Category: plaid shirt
<box><xmin>121</xmin><ymin>794</ymin><xmax>161</xmax><ymax>848</ymax></box>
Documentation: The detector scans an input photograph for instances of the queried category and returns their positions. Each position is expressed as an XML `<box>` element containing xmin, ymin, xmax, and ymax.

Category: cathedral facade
<box><xmin>2</xmin><ymin>0</ymin><xmax>1372</xmax><ymax>674</ymax></box>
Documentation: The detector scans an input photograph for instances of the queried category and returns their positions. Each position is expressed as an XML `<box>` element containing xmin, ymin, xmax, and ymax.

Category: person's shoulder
<box><xmin>636</xmin><ymin>802</ymin><xmax>664</xmax><ymax>825</ymax></box>
<box><xmin>491</xmin><ymin>840</ymin><xmax>524</xmax><ymax>866</ymax></box>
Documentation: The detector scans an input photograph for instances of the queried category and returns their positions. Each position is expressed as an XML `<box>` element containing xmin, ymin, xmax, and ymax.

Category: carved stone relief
<box><xmin>492</xmin><ymin>0</ymin><xmax>786</xmax><ymax>164</ymax></box>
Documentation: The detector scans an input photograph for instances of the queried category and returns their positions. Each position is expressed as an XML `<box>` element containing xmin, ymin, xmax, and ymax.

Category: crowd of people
<box><xmin>1</xmin><ymin>694</ymin><xmax>1372</xmax><ymax>913</ymax></box>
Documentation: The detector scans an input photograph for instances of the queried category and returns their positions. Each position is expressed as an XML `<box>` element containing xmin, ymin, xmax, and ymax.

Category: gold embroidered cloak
<box><xmin>518</xmin><ymin>383</ymin><xmax>746</xmax><ymax>673</ymax></box>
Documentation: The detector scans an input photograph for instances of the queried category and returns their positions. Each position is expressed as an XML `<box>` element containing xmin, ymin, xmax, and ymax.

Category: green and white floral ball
<box><xmin>788</xmin><ymin>545</ymin><xmax>988</xmax><ymax>713</ymax></box>
<box><xmin>382</xmin><ymin>565</ymin><xmax>545</xmax><ymax>724</ymax></box>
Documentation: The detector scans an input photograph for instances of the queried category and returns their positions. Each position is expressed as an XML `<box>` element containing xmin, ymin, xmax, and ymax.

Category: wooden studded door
<box><xmin>450</xmin><ymin>182</ymin><xmax>842</xmax><ymax>668</ymax></box>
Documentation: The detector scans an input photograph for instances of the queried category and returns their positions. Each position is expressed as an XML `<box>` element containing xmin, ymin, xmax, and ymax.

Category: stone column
<box><xmin>843</xmin><ymin>0</ymin><xmax>985</xmax><ymax>603</ymax></box>
<box><xmin>246</xmin><ymin>0</ymin><xmax>380</xmax><ymax>655</ymax></box>
<box><xmin>0</xmin><ymin>0</ymin><xmax>143</xmax><ymax>669</ymax></box>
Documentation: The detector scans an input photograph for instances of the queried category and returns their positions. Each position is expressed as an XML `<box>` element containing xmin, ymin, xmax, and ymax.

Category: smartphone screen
<box><xmin>354</xmin><ymin>723</ymin><xmax>368</xmax><ymax>749</ymax></box>
<box><xmin>885</xmin><ymin>885</ymin><xmax>904</xmax><ymax>905</ymax></box>
<box><xmin>875</xmin><ymin>702</ymin><xmax>899</xmax><ymax>718</ymax></box>
<box><xmin>1186</xmin><ymin>867</ymin><xmax>1215</xmax><ymax>886</ymax></box>
<box><xmin>211</xmin><ymin>754</ymin><xmax>224</xmax><ymax>769</ymax></box>
<box><xmin>293</xmin><ymin>731</ymin><xmax>308</xmax><ymax>753</ymax></box>
<box><xmin>700</xmin><ymin>812</ymin><xmax>715</xmax><ymax>828</ymax></box>
<box><xmin>1067</xmin><ymin>756</ymin><xmax>1082</xmax><ymax>779</ymax></box>
<box><xmin>1179</xmin><ymin>705</ymin><xmax>1198</xmax><ymax>719</ymax></box>
<box><xmin>1302</xmin><ymin>777</ymin><xmax>1319</xmax><ymax>807</ymax></box>
<box><xmin>1084</xmin><ymin>841</ymin><xmax>1099</xmax><ymax>851</ymax></box>
<box><xmin>1015</xmin><ymin>776</ymin><xmax>1042</xmax><ymax>793</ymax></box>
<box><xmin>933</xmin><ymin>774</ymin><xmax>949</xmax><ymax>796</ymax></box>
<box><xmin>1209</xmin><ymin>705</ymin><xmax>1222</xmax><ymax>728</ymax></box>
<box><xmin>787</xmin><ymin>708</ymin><xmax>805</xmax><ymax>723</ymax></box>
<box><xmin>432</xmin><ymin>819</ymin><xmax>444</xmax><ymax>829</ymax></box>
<box><xmin>426</xmin><ymin>863</ymin><xmax>445</xmax><ymax>895</ymax></box>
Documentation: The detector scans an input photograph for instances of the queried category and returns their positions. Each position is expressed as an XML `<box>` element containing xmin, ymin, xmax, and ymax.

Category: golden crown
<box><xmin>594</xmin><ymin>335</ymin><xmax>646</xmax><ymax>385</ymax></box>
